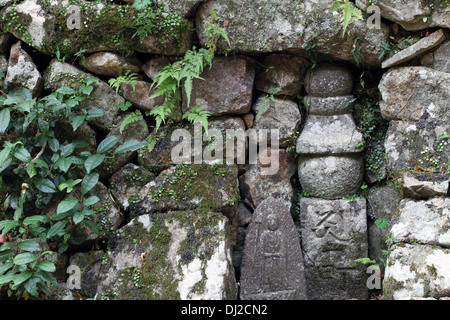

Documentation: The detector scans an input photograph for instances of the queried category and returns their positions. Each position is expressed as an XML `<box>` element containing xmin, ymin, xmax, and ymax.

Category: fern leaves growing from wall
<box><xmin>331</xmin><ymin>0</ymin><xmax>363</xmax><ymax>37</ymax></box>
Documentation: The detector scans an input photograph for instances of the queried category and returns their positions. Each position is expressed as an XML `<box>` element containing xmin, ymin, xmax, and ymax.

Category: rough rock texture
<box><xmin>300</xmin><ymin>197</ymin><xmax>368</xmax><ymax>300</ymax></box>
<box><xmin>182</xmin><ymin>56</ymin><xmax>255</xmax><ymax>116</ymax></box>
<box><xmin>80</xmin><ymin>52</ymin><xmax>141</xmax><ymax>77</ymax></box>
<box><xmin>296</xmin><ymin>115</ymin><xmax>364</xmax><ymax>154</ymax></box>
<box><xmin>382</xmin><ymin>29</ymin><xmax>447</xmax><ymax>69</ymax></box>
<box><xmin>5</xmin><ymin>41</ymin><xmax>43</xmax><ymax>97</ymax></box>
<box><xmin>252</xmin><ymin>95</ymin><xmax>302</xmax><ymax>147</ymax></box>
<box><xmin>196</xmin><ymin>0</ymin><xmax>389</xmax><ymax>64</ymax></box>
<box><xmin>379</xmin><ymin>67</ymin><xmax>450</xmax><ymax>122</ymax></box>
<box><xmin>142</xmin><ymin>56</ymin><xmax>171</xmax><ymax>80</ymax></box>
<box><xmin>240</xmin><ymin>197</ymin><xmax>307</xmax><ymax>300</ymax></box>
<box><xmin>254</xmin><ymin>54</ymin><xmax>309</xmax><ymax>96</ymax></box>
<box><xmin>398</xmin><ymin>171</ymin><xmax>449</xmax><ymax>199</ymax></box>
<box><xmin>384</xmin><ymin>120</ymin><xmax>450</xmax><ymax>172</ymax></box>
<box><xmin>304</xmin><ymin>96</ymin><xmax>355</xmax><ymax>116</ymax></box>
<box><xmin>390</xmin><ymin>198</ymin><xmax>450</xmax><ymax>247</ymax></box>
<box><xmin>119</xmin><ymin>80</ymin><xmax>165</xmax><ymax>112</ymax></box>
<box><xmin>356</xmin><ymin>0</ymin><xmax>450</xmax><ymax>31</ymax></box>
<box><xmin>298</xmin><ymin>155</ymin><xmax>364</xmax><ymax>199</ymax></box>
<box><xmin>44</xmin><ymin>59</ymin><xmax>123</xmax><ymax>131</ymax></box>
<box><xmin>304</xmin><ymin>65</ymin><xmax>353</xmax><ymax>97</ymax></box>
<box><xmin>383</xmin><ymin>244</ymin><xmax>450</xmax><ymax>300</ymax></box>
<box><xmin>96</xmin><ymin>211</ymin><xmax>237</xmax><ymax>300</ymax></box>
<box><xmin>69</xmin><ymin>251</ymin><xmax>104</xmax><ymax>298</ymax></box>
<box><xmin>421</xmin><ymin>40</ymin><xmax>450</xmax><ymax>74</ymax></box>
<box><xmin>239</xmin><ymin>149</ymin><xmax>296</xmax><ymax>213</ymax></box>
<box><xmin>109</xmin><ymin>163</ymin><xmax>156</xmax><ymax>211</ymax></box>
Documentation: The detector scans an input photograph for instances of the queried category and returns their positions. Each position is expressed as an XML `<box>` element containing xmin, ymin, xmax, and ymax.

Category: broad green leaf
<box><xmin>0</xmin><ymin>262</ymin><xmax>13</xmax><ymax>275</ymax></box>
<box><xmin>0</xmin><ymin>146</ymin><xmax>11</xmax><ymax>167</ymax></box>
<box><xmin>35</xmin><ymin>178</ymin><xmax>58</xmax><ymax>193</ymax></box>
<box><xmin>113</xmin><ymin>140</ymin><xmax>147</xmax><ymax>155</ymax></box>
<box><xmin>71</xmin><ymin>114</ymin><xmax>85</xmax><ymax>132</ymax></box>
<box><xmin>97</xmin><ymin>136</ymin><xmax>119</xmax><ymax>154</ymax></box>
<box><xmin>81</xmin><ymin>172</ymin><xmax>99</xmax><ymax>197</ymax></box>
<box><xmin>23</xmin><ymin>215</ymin><xmax>50</xmax><ymax>226</ymax></box>
<box><xmin>13</xmin><ymin>252</ymin><xmax>37</xmax><ymax>266</ymax></box>
<box><xmin>86</xmin><ymin>108</ymin><xmax>104</xmax><ymax>119</ymax></box>
<box><xmin>14</xmin><ymin>147</ymin><xmax>31</xmax><ymax>162</ymax></box>
<box><xmin>56</xmin><ymin>86</ymin><xmax>76</xmax><ymax>95</ymax></box>
<box><xmin>47</xmin><ymin>220</ymin><xmax>68</xmax><ymax>238</ymax></box>
<box><xmin>83</xmin><ymin>196</ymin><xmax>99</xmax><ymax>207</ymax></box>
<box><xmin>24</xmin><ymin>277</ymin><xmax>39</xmax><ymax>297</ymax></box>
<box><xmin>0</xmin><ymin>108</ymin><xmax>10</xmax><ymax>133</ymax></box>
<box><xmin>18</xmin><ymin>240</ymin><xmax>41</xmax><ymax>252</ymax></box>
<box><xmin>60</xmin><ymin>143</ymin><xmax>75</xmax><ymax>158</ymax></box>
<box><xmin>0</xmin><ymin>220</ymin><xmax>19</xmax><ymax>235</ymax></box>
<box><xmin>48</xmin><ymin>138</ymin><xmax>60</xmax><ymax>152</ymax></box>
<box><xmin>55</xmin><ymin>156</ymin><xmax>72</xmax><ymax>173</ymax></box>
<box><xmin>0</xmin><ymin>249</ymin><xmax>16</xmax><ymax>263</ymax></box>
<box><xmin>84</xmin><ymin>154</ymin><xmax>104</xmax><ymax>174</ymax></box>
<box><xmin>73</xmin><ymin>210</ymin><xmax>85</xmax><ymax>224</ymax></box>
<box><xmin>82</xmin><ymin>220</ymin><xmax>99</xmax><ymax>236</ymax></box>
<box><xmin>13</xmin><ymin>270</ymin><xmax>33</xmax><ymax>286</ymax></box>
<box><xmin>0</xmin><ymin>273</ymin><xmax>15</xmax><ymax>285</ymax></box>
<box><xmin>56</xmin><ymin>197</ymin><xmax>79</xmax><ymax>214</ymax></box>
<box><xmin>37</xmin><ymin>261</ymin><xmax>56</xmax><ymax>272</ymax></box>
<box><xmin>26</xmin><ymin>162</ymin><xmax>37</xmax><ymax>178</ymax></box>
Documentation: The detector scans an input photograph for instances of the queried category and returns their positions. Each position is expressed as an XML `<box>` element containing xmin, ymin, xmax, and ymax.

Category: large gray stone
<box><xmin>240</xmin><ymin>197</ymin><xmax>307</xmax><ymax>300</ymax></box>
<box><xmin>196</xmin><ymin>0</ymin><xmax>389</xmax><ymax>64</ymax></box>
<box><xmin>384</xmin><ymin>120</ymin><xmax>450</xmax><ymax>173</ymax></box>
<box><xmin>119</xmin><ymin>80</ymin><xmax>165</xmax><ymax>112</ymax></box>
<box><xmin>356</xmin><ymin>0</ymin><xmax>450</xmax><ymax>31</ymax></box>
<box><xmin>296</xmin><ymin>114</ymin><xmax>364</xmax><ymax>154</ymax></box>
<box><xmin>383</xmin><ymin>244</ymin><xmax>450</xmax><ymax>300</ymax></box>
<box><xmin>398</xmin><ymin>171</ymin><xmax>449</xmax><ymax>199</ymax></box>
<box><xmin>252</xmin><ymin>95</ymin><xmax>302</xmax><ymax>147</ymax></box>
<box><xmin>96</xmin><ymin>211</ymin><xmax>237</xmax><ymax>300</ymax></box>
<box><xmin>390</xmin><ymin>198</ymin><xmax>450</xmax><ymax>247</ymax></box>
<box><xmin>80</xmin><ymin>52</ymin><xmax>141</xmax><ymax>77</ymax></box>
<box><xmin>69</xmin><ymin>251</ymin><xmax>104</xmax><ymax>298</ymax></box>
<box><xmin>304</xmin><ymin>96</ymin><xmax>355</xmax><ymax>116</ymax></box>
<box><xmin>300</xmin><ymin>197</ymin><xmax>368</xmax><ymax>300</ymax></box>
<box><xmin>379</xmin><ymin>67</ymin><xmax>450</xmax><ymax>122</ymax></box>
<box><xmin>298</xmin><ymin>154</ymin><xmax>364</xmax><ymax>199</ymax></box>
<box><xmin>382</xmin><ymin>29</ymin><xmax>447</xmax><ymax>69</ymax></box>
<box><xmin>5</xmin><ymin>41</ymin><xmax>42</xmax><ymax>97</ymax></box>
<box><xmin>421</xmin><ymin>41</ymin><xmax>450</xmax><ymax>74</ymax></box>
<box><xmin>181</xmin><ymin>56</ymin><xmax>255</xmax><ymax>116</ymax></box>
<box><xmin>254</xmin><ymin>54</ymin><xmax>309</xmax><ymax>96</ymax></box>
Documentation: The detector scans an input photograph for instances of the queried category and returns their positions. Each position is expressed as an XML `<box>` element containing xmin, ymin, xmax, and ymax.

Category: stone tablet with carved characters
<box><xmin>240</xmin><ymin>197</ymin><xmax>307</xmax><ymax>300</ymax></box>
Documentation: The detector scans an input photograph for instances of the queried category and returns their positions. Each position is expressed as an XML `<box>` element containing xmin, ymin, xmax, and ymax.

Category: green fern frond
<box><xmin>119</xmin><ymin>110</ymin><xmax>144</xmax><ymax>134</ymax></box>
<box><xmin>182</xmin><ymin>105</ymin><xmax>211</xmax><ymax>132</ymax></box>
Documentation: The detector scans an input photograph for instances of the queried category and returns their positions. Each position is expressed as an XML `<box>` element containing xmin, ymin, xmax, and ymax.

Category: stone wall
<box><xmin>0</xmin><ymin>0</ymin><xmax>449</xmax><ymax>300</ymax></box>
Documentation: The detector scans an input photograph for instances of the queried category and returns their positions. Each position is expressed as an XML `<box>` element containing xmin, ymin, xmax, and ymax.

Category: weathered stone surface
<box><xmin>54</xmin><ymin>120</ymin><xmax>97</xmax><ymax>157</ymax></box>
<box><xmin>96</xmin><ymin>211</ymin><xmax>237</xmax><ymax>300</ymax></box>
<box><xmin>196</xmin><ymin>0</ymin><xmax>389</xmax><ymax>64</ymax></box>
<box><xmin>44</xmin><ymin>59</ymin><xmax>123</xmax><ymax>131</ymax></box>
<box><xmin>304</xmin><ymin>65</ymin><xmax>353</xmax><ymax>97</ymax></box>
<box><xmin>154</xmin><ymin>0</ymin><xmax>203</xmax><ymax>18</ymax></box>
<box><xmin>119</xmin><ymin>80</ymin><xmax>165</xmax><ymax>112</ymax></box>
<box><xmin>296</xmin><ymin>114</ymin><xmax>364</xmax><ymax>154</ymax></box>
<box><xmin>367</xmin><ymin>186</ymin><xmax>401</xmax><ymax>221</ymax></box>
<box><xmin>5</xmin><ymin>41</ymin><xmax>43</xmax><ymax>97</ymax></box>
<box><xmin>252</xmin><ymin>95</ymin><xmax>301</xmax><ymax>147</ymax></box>
<box><xmin>398</xmin><ymin>171</ymin><xmax>449</xmax><ymax>199</ymax></box>
<box><xmin>298</xmin><ymin>154</ymin><xmax>364</xmax><ymax>199</ymax></box>
<box><xmin>255</xmin><ymin>54</ymin><xmax>309</xmax><ymax>96</ymax></box>
<box><xmin>390</xmin><ymin>198</ymin><xmax>450</xmax><ymax>247</ymax></box>
<box><xmin>240</xmin><ymin>197</ymin><xmax>307</xmax><ymax>300</ymax></box>
<box><xmin>300</xmin><ymin>197</ymin><xmax>368</xmax><ymax>300</ymax></box>
<box><xmin>182</xmin><ymin>56</ymin><xmax>255</xmax><ymax>116</ymax></box>
<box><xmin>421</xmin><ymin>40</ymin><xmax>450</xmax><ymax>74</ymax></box>
<box><xmin>97</xmin><ymin>117</ymin><xmax>149</xmax><ymax>179</ymax></box>
<box><xmin>383</xmin><ymin>244</ymin><xmax>450</xmax><ymax>300</ymax></box>
<box><xmin>239</xmin><ymin>148</ymin><xmax>296</xmax><ymax>213</ymax></box>
<box><xmin>129</xmin><ymin>164</ymin><xmax>240</xmax><ymax>219</ymax></box>
<box><xmin>142</xmin><ymin>56</ymin><xmax>171</xmax><ymax>80</ymax></box>
<box><xmin>0</xmin><ymin>32</ymin><xmax>13</xmax><ymax>53</ymax></box>
<box><xmin>80</xmin><ymin>52</ymin><xmax>141</xmax><ymax>77</ymax></box>
<box><xmin>379</xmin><ymin>67</ymin><xmax>450</xmax><ymax>122</ymax></box>
<box><xmin>382</xmin><ymin>29</ymin><xmax>447</xmax><ymax>69</ymax></box>
<box><xmin>356</xmin><ymin>0</ymin><xmax>450</xmax><ymax>31</ymax></box>
<box><xmin>304</xmin><ymin>95</ymin><xmax>355</xmax><ymax>115</ymax></box>
<box><xmin>69</xmin><ymin>251</ymin><xmax>104</xmax><ymax>298</ymax></box>
<box><xmin>384</xmin><ymin>120</ymin><xmax>450</xmax><ymax>172</ymax></box>
<box><xmin>109</xmin><ymin>163</ymin><xmax>156</xmax><ymax>211</ymax></box>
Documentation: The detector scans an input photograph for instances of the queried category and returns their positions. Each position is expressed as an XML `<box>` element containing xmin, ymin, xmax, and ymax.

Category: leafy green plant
<box><xmin>331</xmin><ymin>0</ymin><xmax>363</xmax><ymax>37</ymax></box>
<box><xmin>255</xmin><ymin>87</ymin><xmax>281</xmax><ymax>122</ymax></box>
<box><xmin>0</xmin><ymin>79</ymin><xmax>145</xmax><ymax>299</ymax></box>
<box><xmin>108</xmin><ymin>71</ymin><xmax>138</xmax><ymax>95</ymax></box>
